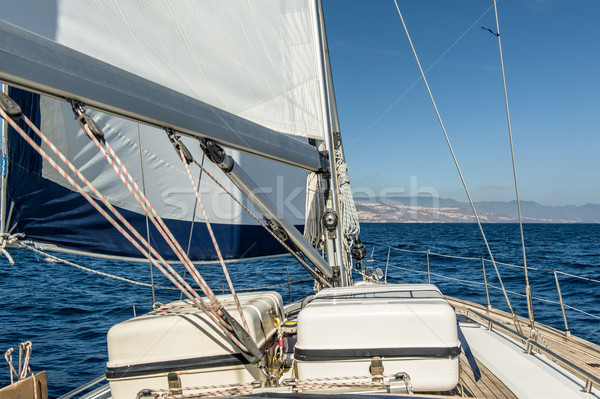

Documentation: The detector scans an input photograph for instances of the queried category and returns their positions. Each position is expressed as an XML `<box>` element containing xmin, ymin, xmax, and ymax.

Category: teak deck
<box><xmin>444</xmin><ymin>296</ymin><xmax>600</xmax><ymax>398</ymax></box>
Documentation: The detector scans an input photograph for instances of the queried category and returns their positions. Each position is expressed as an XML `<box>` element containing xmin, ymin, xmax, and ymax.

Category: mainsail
<box><xmin>0</xmin><ymin>0</ymin><xmax>334</xmax><ymax>262</ymax></box>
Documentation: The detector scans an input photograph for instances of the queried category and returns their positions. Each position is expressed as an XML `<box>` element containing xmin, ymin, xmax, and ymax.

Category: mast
<box><xmin>313</xmin><ymin>0</ymin><xmax>350</xmax><ymax>286</ymax></box>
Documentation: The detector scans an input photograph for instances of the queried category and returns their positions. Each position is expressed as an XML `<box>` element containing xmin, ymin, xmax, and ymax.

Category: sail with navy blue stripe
<box><xmin>5</xmin><ymin>87</ymin><xmax>307</xmax><ymax>261</ymax></box>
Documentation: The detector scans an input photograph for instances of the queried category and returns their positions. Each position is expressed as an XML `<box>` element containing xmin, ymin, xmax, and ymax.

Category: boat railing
<box><xmin>362</xmin><ymin>241</ymin><xmax>599</xmax><ymax>339</ymax></box>
<box><xmin>466</xmin><ymin>308</ymin><xmax>599</xmax><ymax>393</ymax></box>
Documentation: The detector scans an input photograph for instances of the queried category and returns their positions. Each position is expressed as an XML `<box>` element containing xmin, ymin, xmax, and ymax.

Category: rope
<box><xmin>393</xmin><ymin>1</ymin><xmax>522</xmax><ymax>334</ymax></box>
<box><xmin>179</xmin><ymin>148</ymin><xmax>249</xmax><ymax>334</ymax></box>
<box><xmin>77</xmin><ymin>120</ymin><xmax>251</xmax><ymax>342</ymax></box>
<box><xmin>99</xmin><ymin>136</ymin><xmax>221</xmax><ymax>308</ymax></box>
<box><xmin>0</xmin><ymin>233</ymin><xmax>24</xmax><ymax>265</ymax></box>
<box><xmin>293</xmin><ymin>374</ymin><xmax>403</xmax><ymax>391</ymax></box>
<box><xmin>335</xmin><ymin>149</ymin><xmax>360</xmax><ymax>247</ymax></box>
<box><xmin>2</xmin><ymin>109</ymin><xmax>247</xmax><ymax>353</ymax></box>
<box><xmin>191</xmin><ymin>159</ymin><xmax>332</xmax><ymax>288</ymax></box>
<box><xmin>142</xmin><ymin>381</ymin><xmax>257</xmax><ymax>398</ymax></box>
<box><xmin>4</xmin><ymin>347</ymin><xmax>17</xmax><ymax>384</ymax></box>
<box><xmin>23</xmin><ymin>245</ymin><xmax>178</xmax><ymax>290</ymax></box>
<box><xmin>18</xmin><ymin>341</ymin><xmax>32</xmax><ymax>380</ymax></box>
<box><xmin>4</xmin><ymin>342</ymin><xmax>34</xmax><ymax>388</ymax></box>
<box><xmin>80</xmin><ymin>118</ymin><xmax>251</xmax><ymax>352</ymax></box>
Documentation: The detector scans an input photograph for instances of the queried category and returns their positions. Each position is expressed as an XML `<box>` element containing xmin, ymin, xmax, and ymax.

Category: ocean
<box><xmin>1</xmin><ymin>223</ymin><xmax>598</xmax><ymax>397</ymax></box>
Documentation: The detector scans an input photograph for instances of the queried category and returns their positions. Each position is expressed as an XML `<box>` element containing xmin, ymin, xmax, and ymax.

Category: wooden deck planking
<box><xmin>447</xmin><ymin>296</ymin><xmax>600</xmax><ymax>392</ymax></box>
<box><xmin>457</xmin><ymin>352</ymin><xmax>518</xmax><ymax>399</ymax></box>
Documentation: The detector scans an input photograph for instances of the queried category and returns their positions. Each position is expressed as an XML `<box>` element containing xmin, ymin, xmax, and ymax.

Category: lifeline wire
<box><xmin>393</xmin><ymin>1</ymin><xmax>522</xmax><ymax>333</ymax></box>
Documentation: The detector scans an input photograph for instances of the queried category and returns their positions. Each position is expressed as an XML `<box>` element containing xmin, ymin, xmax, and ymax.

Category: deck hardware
<box><xmin>0</xmin><ymin>91</ymin><xmax>22</xmax><ymax>119</ymax></box>
<box><xmin>388</xmin><ymin>372</ymin><xmax>413</xmax><ymax>394</ymax></box>
<box><xmin>351</xmin><ymin>239</ymin><xmax>366</xmax><ymax>266</ymax></box>
<box><xmin>136</xmin><ymin>389</ymin><xmax>157</xmax><ymax>398</ymax></box>
<box><xmin>167</xmin><ymin>372</ymin><xmax>182</xmax><ymax>395</ymax></box>
<box><xmin>199</xmin><ymin>138</ymin><xmax>233</xmax><ymax>172</ymax></box>
<box><xmin>481</xmin><ymin>258</ymin><xmax>492</xmax><ymax>310</ymax></box>
<box><xmin>266</xmin><ymin>220</ymin><xmax>289</xmax><ymax>242</ymax></box>
<box><xmin>553</xmin><ymin>270</ymin><xmax>571</xmax><ymax>337</ymax></box>
<box><xmin>167</xmin><ymin>129</ymin><xmax>193</xmax><ymax>164</ymax></box>
<box><xmin>469</xmin><ymin>308</ymin><xmax>600</xmax><ymax>392</ymax></box>
<box><xmin>369</xmin><ymin>356</ymin><xmax>384</xmax><ymax>383</ymax></box>
<box><xmin>71</xmin><ymin>101</ymin><xmax>105</xmax><ymax>143</ymax></box>
<box><xmin>322</xmin><ymin>210</ymin><xmax>338</xmax><ymax>239</ymax></box>
<box><xmin>583</xmin><ymin>378</ymin><xmax>593</xmax><ymax>393</ymax></box>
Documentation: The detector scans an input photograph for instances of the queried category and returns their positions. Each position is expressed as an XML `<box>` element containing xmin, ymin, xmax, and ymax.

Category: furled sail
<box><xmin>0</xmin><ymin>1</ymin><xmax>329</xmax><ymax>261</ymax></box>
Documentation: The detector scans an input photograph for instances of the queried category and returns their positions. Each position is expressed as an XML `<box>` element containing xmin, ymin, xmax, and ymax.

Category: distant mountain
<box><xmin>354</xmin><ymin>196</ymin><xmax>600</xmax><ymax>223</ymax></box>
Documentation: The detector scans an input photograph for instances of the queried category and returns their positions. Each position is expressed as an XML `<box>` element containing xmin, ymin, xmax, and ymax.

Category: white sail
<box><xmin>0</xmin><ymin>0</ymin><xmax>326</xmax><ymax>261</ymax></box>
<box><xmin>2</xmin><ymin>0</ymin><xmax>326</xmax><ymax>141</ymax></box>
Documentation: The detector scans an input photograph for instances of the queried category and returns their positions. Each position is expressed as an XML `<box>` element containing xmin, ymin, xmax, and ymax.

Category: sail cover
<box><xmin>0</xmin><ymin>0</ymin><xmax>325</xmax><ymax>261</ymax></box>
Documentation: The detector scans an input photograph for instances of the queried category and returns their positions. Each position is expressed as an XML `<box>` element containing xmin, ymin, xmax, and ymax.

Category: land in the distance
<box><xmin>355</xmin><ymin>196</ymin><xmax>600</xmax><ymax>223</ymax></box>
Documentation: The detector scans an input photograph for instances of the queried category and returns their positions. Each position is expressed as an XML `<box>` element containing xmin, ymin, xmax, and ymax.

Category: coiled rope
<box><xmin>4</xmin><ymin>342</ymin><xmax>34</xmax><ymax>389</ymax></box>
<box><xmin>335</xmin><ymin>149</ymin><xmax>360</xmax><ymax>247</ymax></box>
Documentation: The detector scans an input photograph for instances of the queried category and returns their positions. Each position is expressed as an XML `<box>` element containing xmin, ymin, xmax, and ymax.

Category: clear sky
<box><xmin>323</xmin><ymin>0</ymin><xmax>599</xmax><ymax>206</ymax></box>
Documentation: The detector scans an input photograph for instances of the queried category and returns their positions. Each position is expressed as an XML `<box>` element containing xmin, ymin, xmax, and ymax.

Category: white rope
<box><xmin>0</xmin><ymin>233</ymin><xmax>24</xmax><ymax>265</ymax></box>
<box><xmin>4</xmin><ymin>347</ymin><xmax>17</xmax><ymax>384</ymax></box>
<box><xmin>23</xmin><ymin>245</ymin><xmax>178</xmax><ymax>290</ymax></box>
<box><xmin>335</xmin><ymin>149</ymin><xmax>360</xmax><ymax>247</ymax></box>
<box><xmin>18</xmin><ymin>341</ymin><xmax>32</xmax><ymax>381</ymax></box>
<box><xmin>303</xmin><ymin>172</ymin><xmax>322</xmax><ymax>249</ymax></box>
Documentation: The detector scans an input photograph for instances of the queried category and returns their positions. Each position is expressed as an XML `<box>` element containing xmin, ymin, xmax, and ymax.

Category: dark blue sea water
<box><xmin>1</xmin><ymin>223</ymin><xmax>598</xmax><ymax>397</ymax></box>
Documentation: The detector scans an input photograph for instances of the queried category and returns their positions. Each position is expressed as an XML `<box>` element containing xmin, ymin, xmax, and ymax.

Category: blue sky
<box><xmin>323</xmin><ymin>0</ymin><xmax>599</xmax><ymax>206</ymax></box>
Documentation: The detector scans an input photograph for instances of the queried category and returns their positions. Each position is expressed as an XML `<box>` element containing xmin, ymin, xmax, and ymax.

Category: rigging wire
<box><xmin>0</xmin><ymin>108</ymin><xmax>249</xmax><ymax>353</ymax></box>
<box><xmin>190</xmin><ymin>158</ymin><xmax>332</xmax><ymax>288</ymax></box>
<box><xmin>347</xmin><ymin>2</ymin><xmax>495</xmax><ymax>152</ymax></box>
<box><xmin>178</xmin><ymin>147</ymin><xmax>250</xmax><ymax>334</ymax></box>
<box><xmin>85</xmin><ymin>127</ymin><xmax>260</xmax><ymax>352</ymax></box>
<box><xmin>393</xmin><ymin>0</ymin><xmax>523</xmax><ymax>333</ymax></box>
<box><xmin>491</xmin><ymin>0</ymin><xmax>535</xmax><ymax>330</ymax></box>
<box><xmin>182</xmin><ymin>152</ymin><xmax>205</xmax><ymax>300</ymax></box>
<box><xmin>136</xmin><ymin>122</ymin><xmax>155</xmax><ymax>305</ymax></box>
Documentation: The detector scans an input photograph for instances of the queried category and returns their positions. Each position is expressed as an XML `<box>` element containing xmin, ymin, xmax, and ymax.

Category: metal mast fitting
<box><xmin>200</xmin><ymin>139</ymin><xmax>333</xmax><ymax>280</ymax></box>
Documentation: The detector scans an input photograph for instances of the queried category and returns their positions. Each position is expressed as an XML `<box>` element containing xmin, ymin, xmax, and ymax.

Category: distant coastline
<box><xmin>355</xmin><ymin>196</ymin><xmax>600</xmax><ymax>223</ymax></box>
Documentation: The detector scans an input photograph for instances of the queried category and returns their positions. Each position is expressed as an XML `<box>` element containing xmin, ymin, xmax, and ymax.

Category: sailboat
<box><xmin>1</xmin><ymin>1</ymin><xmax>599</xmax><ymax>398</ymax></box>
